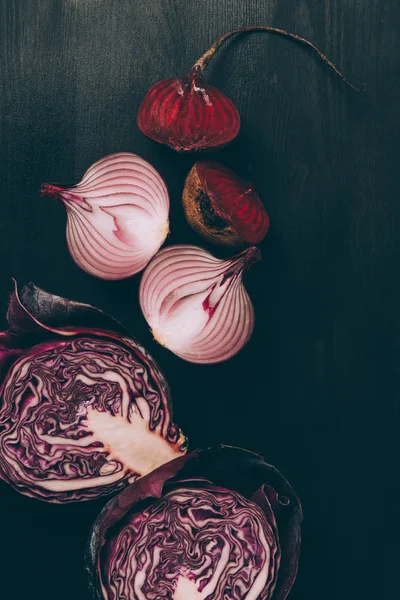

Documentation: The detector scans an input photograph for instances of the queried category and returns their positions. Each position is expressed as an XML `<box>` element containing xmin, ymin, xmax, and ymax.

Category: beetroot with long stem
<box><xmin>137</xmin><ymin>25</ymin><xmax>361</xmax><ymax>152</ymax></box>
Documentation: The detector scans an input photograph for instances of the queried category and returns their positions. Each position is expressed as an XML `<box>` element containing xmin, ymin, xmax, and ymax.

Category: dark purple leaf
<box><xmin>7</xmin><ymin>281</ymin><xmax>128</xmax><ymax>335</ymax></box>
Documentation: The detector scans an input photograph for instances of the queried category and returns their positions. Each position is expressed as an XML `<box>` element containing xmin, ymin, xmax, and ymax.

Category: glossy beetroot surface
<box><xmin>183</xmin><ymin>160</ymin><xmax>270</xmax><ymax>246</ymax></box>
<box><xmin>137</xmin><ymin>67</ymin><xmax>240</xmax><ymax>151</ymax></box>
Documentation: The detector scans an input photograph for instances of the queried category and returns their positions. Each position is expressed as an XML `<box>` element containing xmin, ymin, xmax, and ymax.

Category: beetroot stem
<box><xmin>193</xmin><ymin>26</ymin><xmax>363</xmax><ymax>92</ymax></box>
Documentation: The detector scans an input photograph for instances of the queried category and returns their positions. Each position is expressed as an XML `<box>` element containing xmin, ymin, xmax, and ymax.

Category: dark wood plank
<box><xmin>1</xmin><ymin>1</ymin><xmax>399</xmax><ymax>598</ymax></box>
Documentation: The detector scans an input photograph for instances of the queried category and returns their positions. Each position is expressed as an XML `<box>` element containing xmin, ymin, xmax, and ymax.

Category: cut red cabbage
<box><xmin>0</xmin><ymin>283</ymin><xmax>187</xmax><ymax>503</ymax></box>
<box><xmin>87</xmin><ymin>446</ymin><xmax>302</xmax><ymax>600</ymax></box>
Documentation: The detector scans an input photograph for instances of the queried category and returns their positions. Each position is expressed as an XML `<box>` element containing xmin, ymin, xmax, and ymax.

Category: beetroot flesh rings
<box><xmin>137</xmin><ymin>67</ymin><xmax>240</xmax><ymax>152</ymax></box>
<box><xmin>87</xmin><ymin>446</ymin><xmax>303</xmax><ymax>600</ymax></box>
<box><xmin>0</xmin><ymin>283</ymin><xmax>187</xmax><ymax>503</ymax></box>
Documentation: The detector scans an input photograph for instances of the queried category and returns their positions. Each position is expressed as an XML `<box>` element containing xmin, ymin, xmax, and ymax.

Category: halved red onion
<box><xmin>139</xmin><ymin>245</ymin><xmax>260</xmax><ymax>364</ymax></box>
<box><xmin>41</xmin><ymin>153</ymin><xmax>169</xmax><ymax>280</ymax></box>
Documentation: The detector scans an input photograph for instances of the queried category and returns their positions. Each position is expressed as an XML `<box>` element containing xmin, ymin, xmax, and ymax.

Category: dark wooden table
<box><xmin>1</xmin><ymin>1</ymin><xmax>398</xmax><ymax>599</ymax></box>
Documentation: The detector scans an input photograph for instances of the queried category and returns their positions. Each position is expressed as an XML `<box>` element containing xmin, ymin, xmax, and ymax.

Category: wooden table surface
<box><xmin>1</xmin><ymin>1</ymin><xmax>399</xmax><ymax>599</ymax></box>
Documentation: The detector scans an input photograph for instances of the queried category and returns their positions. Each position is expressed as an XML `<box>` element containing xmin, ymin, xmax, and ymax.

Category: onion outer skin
<box><xmin>41</xmin><ymin>152</ymin><xmax>170</xmax><ymax>280</ymax></box>
<box><xmin>139</xmin><ymin>244</ymin><xmax>259</xmax><ymax>364</ymax></box>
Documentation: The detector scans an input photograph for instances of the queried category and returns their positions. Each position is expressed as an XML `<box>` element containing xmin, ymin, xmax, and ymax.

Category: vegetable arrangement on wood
<box><xmin>1</xmin><ymin>23</ymin><xmax>360</xmax><ymax>600</ymax></box>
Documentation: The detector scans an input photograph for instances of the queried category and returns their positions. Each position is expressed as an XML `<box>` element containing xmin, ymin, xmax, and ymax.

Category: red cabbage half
<box><xmin>0</xmin><ymin>282</ymin><xmax>187</xmax><ymax>503</ymax></box>
<box><xmin>87</xmin><ymin>446</ymin><xmax>302</xmax><ymax>600</ymax></box>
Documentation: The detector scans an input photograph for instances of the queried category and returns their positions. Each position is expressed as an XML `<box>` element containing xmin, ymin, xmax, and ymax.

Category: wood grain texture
<box><xmin>1</xmin><ymin>1</ymin><xmax>399</xmax><ymax>598</ymax></box>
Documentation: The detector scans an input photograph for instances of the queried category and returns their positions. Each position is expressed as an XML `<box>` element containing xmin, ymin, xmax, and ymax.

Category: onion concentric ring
<box><xmin>41</xmin><ymin>153</ymin><xmax>169</xmax><ymax>280</ymax></box>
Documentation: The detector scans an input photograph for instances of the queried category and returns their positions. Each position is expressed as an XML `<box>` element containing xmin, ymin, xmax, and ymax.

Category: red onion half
<box><xmin>139</xmin><ymin>245</ymin><xmax>260</xmax><ymax>364</ymax></box>
<box><xmin>41</xmin><ymin>153</ymin><xmax>169</xmax><ymax>280</ymax></box>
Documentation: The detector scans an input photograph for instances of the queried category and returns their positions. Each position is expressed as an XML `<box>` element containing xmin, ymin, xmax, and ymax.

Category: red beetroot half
<box><xmin>137</xmin><ymin>26</ymin><xmax>360</xmax><ymax>152</ymax></box>
<box><xmin>183</xmin><ymin>160</ymin><xmax>270</xmax><ymax>246</ymax></box>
